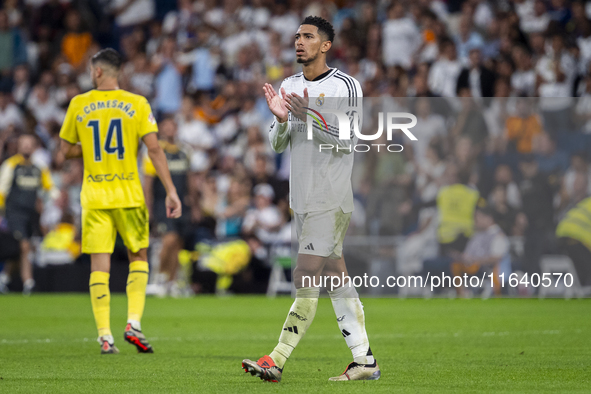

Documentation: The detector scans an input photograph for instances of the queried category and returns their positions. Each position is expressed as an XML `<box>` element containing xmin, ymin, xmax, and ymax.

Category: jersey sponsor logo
<box><xmin>16</xmin><ymin>175</ymin><xmax>41</xmax><ymax>190</ymax></box>
<box><xmin>167</xmin><ymin>159</ymin><xmax>188</xmax><ymax>173</ymax></box>
<box><xmin>148</xmin><ymin>112</ymin><xmax>156</xmax><ymax>124</ymax></box>
<box><xmin>86</xmin><ymin>172</ymin><xmax>135</xmax><ymax>182</ymax></box>
<box><xmin>304</xmin><ymin>243</ymin><xmax>314</xmax><ymax>251</ymax></box>
<box><xmin>13</xmin><ymin>166</ymin><xmax>41</xmax><ymax>189</ymax></box>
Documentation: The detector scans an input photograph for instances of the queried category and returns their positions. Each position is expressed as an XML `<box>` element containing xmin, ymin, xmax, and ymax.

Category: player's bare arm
<box><xmin>142</xmin><ymin>172</ymin><xmax>155</xmax><ymax>219</ymax></box>
<box><xmin>142</xmin><ymin>132</ymin><xmax>182</xmax><ymax>219</ymax></box>
<box><xmin>59</xmin><ymin>139</ymin><xmax>83</xmax><ymax>159</ymax></box>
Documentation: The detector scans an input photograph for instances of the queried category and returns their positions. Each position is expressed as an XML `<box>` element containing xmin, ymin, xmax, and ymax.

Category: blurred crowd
<box><xmin>1</xmin><ymin>0</ymin><xmax>591</xmax><ymax>293</ymax></box>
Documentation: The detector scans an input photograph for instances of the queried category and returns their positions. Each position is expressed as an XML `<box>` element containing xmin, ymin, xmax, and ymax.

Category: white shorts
<box><xmin>295</xmin><ymin>207</ymin><xmax>351</xmax><ymax>259</ymax></box>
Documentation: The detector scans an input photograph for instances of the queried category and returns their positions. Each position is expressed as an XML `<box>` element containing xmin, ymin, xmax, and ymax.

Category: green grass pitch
<box><xmin>1</xmin><ymin>295</ymin><xmax>590</xmax><ymax>393</ymax></box>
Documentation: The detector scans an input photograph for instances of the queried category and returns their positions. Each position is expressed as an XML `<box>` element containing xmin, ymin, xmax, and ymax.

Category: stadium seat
<box><xmin>266</xmin><ymin>242</ymin><xmax>293</xmax><ymax>297</ymax></box>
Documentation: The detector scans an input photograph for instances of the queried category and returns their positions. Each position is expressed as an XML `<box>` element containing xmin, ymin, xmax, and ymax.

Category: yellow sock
<box><xmin>89</xmin><ymin>271</ymin><xmax>111</xmax><ymax>337</ymax></box>
<box><xmin>127</xmin><ymin>261</ymin><xmax>149</xmax><ymax>322</ymax></box>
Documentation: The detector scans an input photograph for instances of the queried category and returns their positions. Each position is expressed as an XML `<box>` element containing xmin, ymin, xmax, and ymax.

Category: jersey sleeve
<box><xmin>142</xmin><ymin>152</ymin><xmax>157</xmax><ymax>177</ymax></box>
<box><xmin>268</xmin><ymin>81</ymin><xmax>292</xmax><ymax>153</ymax></box>
<box><xmin>268</xmin><ymin>118</ymin><xmax>291</xmax><ymax>153</ymax></box>
<box><xmin>139</xmin><ymin>98</ymin><xmax>159</xmax><ymax>138</ymax></box>
<box><xmin>0</xmin><ymin>159</ymin><xmax>16</xmax><ymax>209</ymax></box>
<box><xmin>59</xmin><ymin>98</ymin><xmax>79</xmax><ymax>144</ymax></box>
<box><xmin>41</xmin><ymin>168</ymin><xmax>60</xmax><ymax>200</ymax></box>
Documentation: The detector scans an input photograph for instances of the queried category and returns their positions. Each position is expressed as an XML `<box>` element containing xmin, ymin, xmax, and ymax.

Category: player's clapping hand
<box><xmin>285</xmin><ymin>88</ymin><xmax>309</xmax><ymax>122</ymax></box>
<box><xmin>263</xmin><ymin>83</ymin><xmax>289</xmax><ymax>123</ymax></box>
<box><xmin>166</xmin><ymin>191</ymin><xmax>182</xmax><ymax>219</ymax></box>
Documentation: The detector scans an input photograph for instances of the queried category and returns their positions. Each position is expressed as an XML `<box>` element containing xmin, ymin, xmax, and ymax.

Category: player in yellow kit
<box><xmin>59</xmin><ymin>48</ymin><xmax>181</xmax><ymax>354</ymax></box>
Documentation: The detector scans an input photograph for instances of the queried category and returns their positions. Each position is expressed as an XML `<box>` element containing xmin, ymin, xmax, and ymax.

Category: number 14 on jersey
<box><xmin>88</xmin><ymin>119</ymin><xmax>125</xmax><ymax>161</ymax></box>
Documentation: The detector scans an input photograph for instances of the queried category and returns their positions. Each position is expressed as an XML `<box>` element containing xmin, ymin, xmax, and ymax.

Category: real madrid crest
<box><xmin>316</xmin><ymin>93</ymin><xmax>325</xmax><ymax>107</ymax></box>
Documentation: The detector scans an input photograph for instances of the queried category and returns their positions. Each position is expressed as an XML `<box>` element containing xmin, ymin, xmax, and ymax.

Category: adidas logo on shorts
<box><xmin>304</xmin><ymin>243</ymin><xmax>314</xmax><ymax>251</ymax></box>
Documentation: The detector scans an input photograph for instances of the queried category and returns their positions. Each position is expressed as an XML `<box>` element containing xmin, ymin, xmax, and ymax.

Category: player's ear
<box><xmin>322</xmin><ymin>40</ymin><xmax>332</xmax><ymax>53</ymax></box>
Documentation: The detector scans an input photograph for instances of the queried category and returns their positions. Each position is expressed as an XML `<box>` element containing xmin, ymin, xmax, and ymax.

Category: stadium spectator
<box><xmin>176</xmin><ymin>95</ymin><xmax>216</xmax><ymax>152</ymax></box>
<box><xmin>532</xmin><ymin>132</ymin><xmax>570</xmax><ymax>174</ymax></box>
<box><xmin>242</xmin><ymin>183</ymin><xmax>283</xmax><ymax>244</ymax></box>
<box><xmin>451</xmin><ymin>203</ymin><xmax>511</xmax><ymax>296</ymax></box>
<box><xmin>382</xmin><ymin>2</ymin><xmax>421</xmax><ymax>69</ymax></box>
<box><xmin>60</xmin><ymin>10</ymin><xmax>93</xmax><ymax>69</ymax></box>
<box><xmin>535</xmin><ymin>33</ymin><xmax>576</xmax><ymax>134</ymax></box>
<box><xmin>11</xmin><ymin>64</ymin><xmax>31</xmax><ymax>107</ymax></box>
<box><xmin>184</xmin><ymin>27</ymin><xmax>218</xmax><ymax>93</ymax></box>
<box><xmin>152</xmin><ymin>36</ymin><xmax>182</xmax><ymax>118</ymax></box>
<box><xmin>428</xmin><ymin>39</ymin><xmax>462</xmax><ymax>97</ymax></box>
<box><xmin>491</xmin><ymin>164</ymin><xmax>522</xmax><ymax>210</ymax></box>
<box><xmin>518</xmin><ymin>154</ymin><xmax>560</xmax><ymax>280</ymax></box>
<box><xmin>456</xmin><ymin>47</ymin><xmax>496</xmax><ymax>100</ymax></box>
<box><xmin>120</xmin><ymin>52</ymin><xmax>154</xmax><ymax>97</ymax></box>
<box><xmin>453</xmin><ymin>15</ymin><xmax>485</xmax><ymax>64</ymax></box>
<box><xmin>0</xmin><ymin>90</ymin><xmax>23</xmax><ymax>131</ymax></box>
<box><xmin>0</xmin><ymin>134</ymin><xmax>58</xmax><ymax>295</ymax></box>
<box><xmin>410</xmin><ymin>98</ymin><xmax>446</xmax><ymax>164</ymax></box>
<box><xmin>0</xmin><ymin>10</ymin><xmax>26</xmax><ymax>76</ymax></box>
<box><xmin>143</xmin><ymin>117</ymin><xmax>191</xmax><ymax>297</ymax></box>
<box><xmin>26</xmin><ymin>84</ymin><xmax>65</xmax><ymax>125</ymax></box>
<box><xmin>511</xmin><ymin>45</ymin><xmax>536</xmax><ymax>96</ymax></box>
<box><xmin>452</xmin><ymin>90</ymin><xmax>489</xmax><ymax>149</ymax></box>
<box><xmin>556</xmin><ymin>196</ymin><xmax>591</xmax><ymax>286</ymax></box>
<box><xmin>561</xmin><ymin>152</ymin><xmax>591</xmax><ymax>198</ymax></box>
<box><xmin>504</xmin><ymin>97</ymin><xmax>543</xmax><ymax>154</ymax></box>
<box><xmin>520</xmin><ymin>0</ymin><xmax>551</xmax><ymax>33</ymax></box>
<box><xmin>111</xmin><ymin>0</ymin><xmax>156</xmax><ymax>34</ymax></box>
<box><xmin>215</xmin><ymin>176</ymin><xmax>251</xmax><ymax>239</ymax></box>
<box><xmin>489</xmin><ymin>184</ymin><xmax>525</xmax><ymax>237</ymax></box>
<box><xmin>436</xmin><ymin>167</ymin><xmax>480</xmax><ymax>257</ymax></box>
<box><xmin>365</xmin><ymin>132</ymin><xmax>414</xmax><ymax>236</ymax></box>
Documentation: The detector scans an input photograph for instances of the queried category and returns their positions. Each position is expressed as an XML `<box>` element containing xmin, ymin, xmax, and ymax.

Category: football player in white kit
<box><xmin>242</xmin><ymin>16</ymin><xmax>380</xmax><ymax>383</ymax></box>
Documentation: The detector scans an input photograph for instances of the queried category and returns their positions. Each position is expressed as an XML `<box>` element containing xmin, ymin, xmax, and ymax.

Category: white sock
<box><xmin>155</xmin><ymin>272</ymin><xmax>168</xmax><ymax>285</ymax></box>
<box><xmin>0</xmin><ymin>272</ymin><xmax>10</xmax><ymax>285</ymax></box>
<box><xmin>328</xmin><ymin>284</ymin><xmax>374</xmax><ymax>365</ymax></box>
<box><xmin>269</xmin><ymin>287</ymin><xmax>319</xmax><ymax>369</ymax></box>
<box><xmin>127</xmin><ymin>319</ymin><xmax>141</xmax><ymax>331</ymax></box>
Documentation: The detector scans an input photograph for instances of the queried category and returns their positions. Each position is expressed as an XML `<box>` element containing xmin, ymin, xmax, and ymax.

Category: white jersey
<box><xmin>268</xmin><ymin>68</ymin><xmax>363</xmax><ymax>214</ymax></box>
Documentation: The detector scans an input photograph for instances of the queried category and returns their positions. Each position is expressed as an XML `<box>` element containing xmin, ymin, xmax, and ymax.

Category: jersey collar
<box><xmin>303</xmin><ymin>68</ymin><xmax>337</xmax><ymax>83</ymax></box>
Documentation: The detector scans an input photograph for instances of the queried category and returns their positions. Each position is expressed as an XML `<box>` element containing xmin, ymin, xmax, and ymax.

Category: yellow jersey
<box><xmin>59</xmin><ymin>89</ymin><xmax>158</xmax><ymax>209</ymax></box>
<box><xmin>556</xmin><ymin>197</ymin><xmax>591</xmax><ymax>251</ymax></box>
<box><xmin>436</xmin><ymin>184</ymin><xmax>480</xmax><ymax>244</ymax></box>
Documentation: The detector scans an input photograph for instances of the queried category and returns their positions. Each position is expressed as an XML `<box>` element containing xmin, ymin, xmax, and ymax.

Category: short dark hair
<box><xmin>91</xmin><ymin>48</ymin><xmax>122</xmax><ymax>71</ymax></box>
<box><xmin>301</xmin><ymin>16</ymin><xmax>335</xmax><ymax>42</ymax></box>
